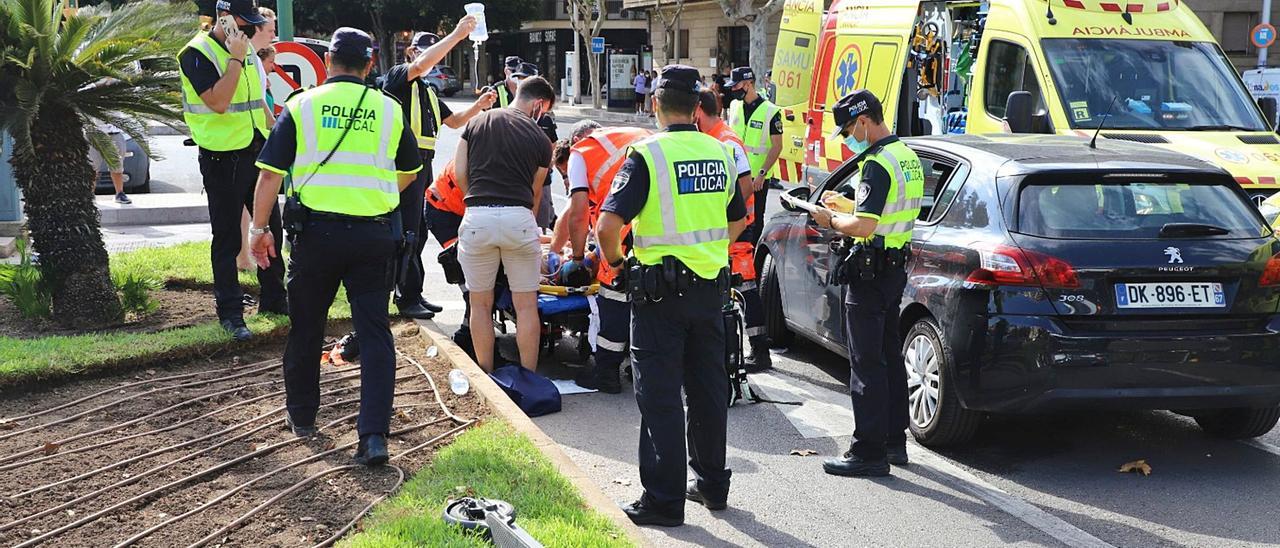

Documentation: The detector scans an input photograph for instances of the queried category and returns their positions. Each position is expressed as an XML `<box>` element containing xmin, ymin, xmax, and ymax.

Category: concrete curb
<box><xmin>413</xmin><ymin>318</ymin><xmax>652</xmax><ymax>547</ymax></box>
<box><xmin>148</xmin><ymin>123</ymin><xmax>188</xmax><ymax>137</ymax></box>
<box><xmin>98</xmin><ymin>202</ymin><xmax>209</xmax><ymax>227</ymax></box>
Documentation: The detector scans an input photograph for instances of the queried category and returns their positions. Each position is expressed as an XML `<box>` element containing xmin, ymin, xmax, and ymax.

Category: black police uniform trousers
<box><xmin>393</xmin><ymin>149</ymin><xmax>434</xmax><ymax>310</ymax></box>
<box><xmin>283</xmin><ymin>219</ymin><xmax>398</xmax><ymax>437</ymax></box>
<box><xmin>198</xmin><ymin>144</ymin><xmax>287</xmax><ymax>321</ymax></box>
<box><xmin>843</xmin><ymin>265</ymin><xmax>910</xmax><ymax>460</ymax></box>
<box><xmin>631</xmin><ymin>281</ymin><xmax>731</xmax><ymax>511</ymax></box>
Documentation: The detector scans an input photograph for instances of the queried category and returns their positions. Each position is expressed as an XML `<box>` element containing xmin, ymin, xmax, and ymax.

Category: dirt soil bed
<box><xmin>0</xmin><ymin>323</ymin><xmax>487</xmax><ymax>547</ymax></box>
<box><xmin>0</xmin><ymin>287</ymin><xmax>220</xmax><ymax>339</ymax></box>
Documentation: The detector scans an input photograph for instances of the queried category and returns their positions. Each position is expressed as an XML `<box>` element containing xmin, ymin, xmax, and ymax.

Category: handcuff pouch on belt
<box><xmin>831</xmin><ymin>236</ymin><xmax>911</xmax><ymax>285</ymax></box>
<box><xmin>627</xmin><ymin>256</ymin><xmax>730</xmax><ymax>304</ymax></box>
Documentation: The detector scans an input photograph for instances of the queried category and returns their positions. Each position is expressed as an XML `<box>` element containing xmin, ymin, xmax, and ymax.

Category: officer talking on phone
<box><xmin>810</xmin><ymin>90</ymin><xmax>924</xmax><ymax>477</ymax></box>
<box><xmin>597</xmin><ymin>65</ymin><xmax>747</xmax><ymax>527</ymax></box>
<box><xmin>248</xmin><ymin>28</ymin><xmax>423</xmax><ymax>467</ymax></box>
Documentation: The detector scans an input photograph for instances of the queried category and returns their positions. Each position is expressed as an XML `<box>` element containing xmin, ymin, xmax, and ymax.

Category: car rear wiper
<box><xmin>1183</xmin><ymin>124</ymin><xmax>1259</xmax><ymax>132</ymax></box>
<box><xmin>1158</xmin><ymin>222</ymin><xmax>1230</xmax><ymax>237</ymax></box>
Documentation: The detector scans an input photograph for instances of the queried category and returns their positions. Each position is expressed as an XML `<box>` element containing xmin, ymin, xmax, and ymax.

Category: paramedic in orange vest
<box><xmin>423</xmin><ymin>159</ymin><xmax>478</xmax><ymax>355</ymax></box>
<box><xmin>696</xmin><ymin>89</ymin><xmax>771</xmax><ymax>368</ymax></box>
<box><xmin>550</xmin><ymin>120</ymin><xmax>652</xmax><ymax>393</ymax></box>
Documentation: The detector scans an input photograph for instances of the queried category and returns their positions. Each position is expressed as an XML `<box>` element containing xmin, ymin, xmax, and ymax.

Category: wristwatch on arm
<box><xmin>249</xmin><ymin>225</ymin><xmax>271</xmax><ymax>236</ymax></box>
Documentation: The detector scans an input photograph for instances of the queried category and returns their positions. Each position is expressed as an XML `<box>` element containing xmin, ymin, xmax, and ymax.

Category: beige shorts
<box><xmin>88</xmin><ymin>133</ymin><xmax>127</xmax><ymax>174</ymax></box>
<box><xmin>458</xmin><ymin>206</ymin><xmax>542</xmax><ymax>293</ymax></box>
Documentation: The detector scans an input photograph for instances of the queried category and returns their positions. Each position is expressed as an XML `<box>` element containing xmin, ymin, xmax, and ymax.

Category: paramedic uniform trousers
<box><xmin>595</xmin><ymin>286</ymin><xmax>630</xmax><ymax>371</ymax></box>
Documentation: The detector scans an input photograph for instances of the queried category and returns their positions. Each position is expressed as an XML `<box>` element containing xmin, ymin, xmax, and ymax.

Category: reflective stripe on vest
<box><xmin>860</xmin><ymin>140</ymin><xmax>924</xmax><ymax>249</ymax></box>
<box><xmin>497</xmin><ymin>84</ymin><xmax>513</xmax><ymax>108</ymax></box>
<box><xmin>631</xmin><ymin>132</ymin><xmax>737</xmax><ymax>279</ymax></box>
<box><xmin>177</xmin><ymin>32</ymin><xmax>267</xmax><ymax>151</ymax></box>
<box><xmin>728</xmin><ymin>98</ymin><xmax>780</xmax><ymax>160</ymax></box>
<box><xmin>427</xmin><ymin>160</ymin><xmax>466</xmax><ymax>216</ymax></box>
<box><xmin>575</xmin><ymin>127</ymin><xmax>652</xmax><ymax>217</ymax></box>
<box><xmin>409</xmin><ymin>80</ymin><xmax>442</xmax><ymax>150</ymax></box>
<box><xmin>289</xmin><ymin>82</ymin><xmax>404</xmax><ymax>216</ymax></box>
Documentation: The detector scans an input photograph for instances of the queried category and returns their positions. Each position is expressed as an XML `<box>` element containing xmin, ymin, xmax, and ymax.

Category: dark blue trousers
<box><xmin>631</xmin><ymin>282</ymin><xmax>731</xmax><ymax>512</ymax></box>
<box><xmin>843</xmin><ymin>267</ymin><xmax>910</xmax><ymax>460</ymax></box>
<box><xmin>283</xmin><ymin>220</ymin><xmax>398</xmax><ymax>437</ymax></box>
<box><xmin>393</xmin><ymin>151</ymin><xmax>433</xmax><ymax>309</ymax></box>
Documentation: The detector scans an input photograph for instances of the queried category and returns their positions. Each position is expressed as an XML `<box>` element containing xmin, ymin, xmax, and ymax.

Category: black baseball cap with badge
<box><xmin>513</xmin><ymin>62</ymin><xmax>540</xmax><ymax>78</ymax></box>
<box><xmin>726</xmin><ymin>66</ymin><xmax>755</xmax><ymax>89</ymax></box>
<box><xmin>827</xmin><ymin>89</ymin><xmax>883</xmax><ymax>140</ymax></box>
<box><xmin>410</xmin><ymin>32</ymin><xmax>440</xmax><ymax>49</ymax></box>
<box><xmin>655</xmin><ymin>64</ymin><xmax>702</xmax><ymax>94</ymax></box>
<box><xmin>215</xmin><ymin>0</ymin><xmax>266</xmax><ymax>25</ymax></box>
<box><xmin>505</xmin><ymin>56</ymin><xmax>524</xmax><ymax>70</ymax></box>
<box><xmin>330</xmin><ymin>27</ymin><xmax>375</xmax><ymax>60</ymax></box>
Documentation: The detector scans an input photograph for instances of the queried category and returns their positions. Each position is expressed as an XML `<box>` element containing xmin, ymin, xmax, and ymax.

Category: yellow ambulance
<box><xmin>770</xmin><ymin>0</ymin><xmax>1280</xmax><ymax>204</ymax></box>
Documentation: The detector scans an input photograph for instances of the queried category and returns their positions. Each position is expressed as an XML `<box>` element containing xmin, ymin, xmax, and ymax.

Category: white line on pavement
<box><xmin>1241</xmin><ymin>439</ymin><xmax>1280</xmax><ymax>458</ymax></box>
<box><xmin>910</xmin><ymin>449</ymin><xmax>1117</xmax><ymax>548</ymax></box>
<box><xmin>749</xmin><ymin>371</ymin><xmax>853</xmax><ymax>439</ymax></box>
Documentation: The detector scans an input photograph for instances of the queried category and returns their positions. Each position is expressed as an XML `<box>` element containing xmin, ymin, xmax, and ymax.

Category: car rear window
<box><xmin>439</xmin><ymin>66</ymin><xmax>457</xmax><ymax>77</ymax></box>
<box><xmin>1016</xmin><ymin>181</ymin><xmax>1270</xmax><ymax>239</ymax></box>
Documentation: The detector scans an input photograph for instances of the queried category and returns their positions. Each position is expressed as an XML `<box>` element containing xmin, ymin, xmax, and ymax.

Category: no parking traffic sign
<box><xmin>1253</xmin><ymin>23</ymin><xmax>1277</xmax><ymax>50</ymax></box>
<box><xmin>268</xmin><ymin>41</ymin><xmax>327</xmax><ymax>114</ymax></box>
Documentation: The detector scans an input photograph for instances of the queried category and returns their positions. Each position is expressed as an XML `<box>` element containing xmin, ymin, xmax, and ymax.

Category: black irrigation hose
<box><xmin>0</xmin><ymin>358</ymin><xmax>284</xmax><ymax>444</ymax></box>
<box><xmin>0</xmin><ymin>357</ymin><xmax>285</xmax><ymax>425</ymax></box>
<box><xmin>112</xmin><ymin>416</ymin><xmax>449</xmax><ymax>548</ymax></box>
<box><xmin>0</xmin><ymin>363</ymin><xmax>403</xmax><ymax>476</ymax></box>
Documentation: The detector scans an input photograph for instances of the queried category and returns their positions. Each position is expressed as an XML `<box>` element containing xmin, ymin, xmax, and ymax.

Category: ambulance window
<box><xmin>984</xmin><ymin>41</ymin><xmax>1046</xmax><ymax>120</ymax></box>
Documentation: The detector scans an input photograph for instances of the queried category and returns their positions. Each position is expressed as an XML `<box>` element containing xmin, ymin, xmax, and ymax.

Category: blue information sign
<box><xmin>591</xmin><ymin>36</ymin><xmax>605</xmax><ymax>54</ymax></box>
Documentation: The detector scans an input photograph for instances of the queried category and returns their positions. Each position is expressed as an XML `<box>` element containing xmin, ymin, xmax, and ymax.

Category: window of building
<box><xmin>717</xmin><ymin>26</ymin><xmax>750</xmax><ymax>70</ymax></box>
<box><xmin>983</xmin><ymin>40</ymin><xmax>1045</xmax><ymax>119</ymax></box>
<box><xmin>666</xmin><ymin>28</ymin><xmax>689</xmax><ymax>59</ymax></box>
<box><xmin>1222</xmin><ymin>12</ymin><xmax>1258</xmax><ymax>55</ymax></box>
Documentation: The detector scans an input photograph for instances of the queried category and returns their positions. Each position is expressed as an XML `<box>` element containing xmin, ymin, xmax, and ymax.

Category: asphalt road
<box><xmin>146</xmin><ymin>97</ymin><xmax>1280</xmax><ymax>547</ymax></box>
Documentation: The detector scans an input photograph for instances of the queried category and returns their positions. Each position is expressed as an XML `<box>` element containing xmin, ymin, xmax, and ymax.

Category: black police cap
<box><xmin>655</xmin><ymin>65</ymin><xmax>701</xmax><ymax>94</ymax></box>
<box><xmin>829</xmin><ymin>89</ymin><xmax>884</xmax><ymax>140</ymax></box>
<box><xmin>215</xmin><ymin>0</ymin><xmax>265</xmax><ymax>25</ymax></box>
<box><xmin>514</xmin><ymin>62</ymin><xmax>540</xmax><ymax>78</ymax></box>
<box><xmin>727</xmin><ymin>66</ymin><xmax>755</xmax><ymax>88</ymax></box>
<box><xmin>411</xmin><ymin>32</ymin><xmax>439</xmax><ymax>49</ymax></box>
<box><xmin>331</xmin><ymin>27</ymin><xmax>374</xmax><ymax>60</ymax></box>
<box><xmin>505</xmin><ymin>56</ymin><xmax>524</xmax><ymax>69</ymax></box>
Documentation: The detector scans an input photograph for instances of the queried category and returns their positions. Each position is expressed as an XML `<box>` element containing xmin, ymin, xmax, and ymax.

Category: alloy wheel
<box><xmin>905</xmin><ymin>334</ymin><xmax>940</xmax><ymax>428</ymax></box>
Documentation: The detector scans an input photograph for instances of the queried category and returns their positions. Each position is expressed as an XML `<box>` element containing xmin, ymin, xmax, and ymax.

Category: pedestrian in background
<box><xmin>633</xmin><ymin>70</ymin><xmax>646</xmax><ymax>115</ymax></box>
<box><xmin>249</xmin><ymin>27</ymin><xmax>423</xmax><ymax>466</ymax></box>
<box><xmin>454</xmin><ymin>76</ymin><xmax>557</xmax><ymax>373</ymax></box>
<box><xmin>178</xmin><ymin>0</ymin><xmax>286</xmax><ymax>341</ymax></box>
<box><xmin>87</xmin><ymin>119</ymin><xmax>131</xmax><ymax>205</ymax></box>
<box><xmin>381</xmin><ymin>17</ymin><xmax>494</xmax><ymax>321</ymax></box>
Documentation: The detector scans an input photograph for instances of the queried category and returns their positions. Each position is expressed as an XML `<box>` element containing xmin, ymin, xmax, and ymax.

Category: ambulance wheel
<box><xmin>760</xmin><ymin>252</ymin><xmax>792</xmax><ymax>347</ymax></box>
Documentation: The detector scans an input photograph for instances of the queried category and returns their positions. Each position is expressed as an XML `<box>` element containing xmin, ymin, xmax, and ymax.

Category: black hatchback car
<box><xmin>759</xmin><ymin>135</ymin><xmax>1280</xmax><ymax>446</ymax></box>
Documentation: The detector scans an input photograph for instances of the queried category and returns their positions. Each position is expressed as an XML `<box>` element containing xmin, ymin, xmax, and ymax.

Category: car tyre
<box><xmin>760</xmin><ymin>252</ymin><xmax>793</xmax><ymax>347</ymax></box>
<box><xmin>904</xmin><ymin>317</ymin><xmax>980</xmax><ymax>446</ymax></box>
<box><xmin>444</xmin><ymin>90</ymin><xmax>458</xmax><ymax>97</ymax></box>
<box><xmin>1193</xmin><ymin>407</ymin><xmax>1280</xmax><ymax>439</ymax></box>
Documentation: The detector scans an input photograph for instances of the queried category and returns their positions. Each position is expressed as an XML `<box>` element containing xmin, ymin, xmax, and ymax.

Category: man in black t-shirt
<box><xmin>381</xmin><ymin>17</ymin><xmax>497</xmax><ymax>320</ymax></box>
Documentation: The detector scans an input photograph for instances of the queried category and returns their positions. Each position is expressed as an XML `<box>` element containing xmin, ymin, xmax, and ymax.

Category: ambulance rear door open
<box><xmin>771</xmin><ymin>0</ymin><xmax>822</xmax><ymax>181</ymax></box>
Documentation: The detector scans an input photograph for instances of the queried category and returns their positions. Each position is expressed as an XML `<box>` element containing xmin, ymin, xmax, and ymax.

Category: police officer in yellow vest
<box><xmin>598</xmin><ymin>65</ymin><xmax>748</xmax><ymax>526</ymax></box>
<box><xmin>178</xmin><ymin>0</ymin><xmax>286</xmax><ymax>341</ymax></box>
<box><xmin>381</xmin><ymin>21</ymin><xmax>496</xmax><ymax>320</ymax></box>
<box><xmin>810</xmin><ymin>90</ymin><xmax>924</xmax><ymax>477</ymax></box>
<box><xmin>248</xmin><ymin>28</ymin><xmax>424</xmax><ymax>467</ymax></box>
<box><xmin>487</xmin><ymin>56</ymin><xmax>522</xmax><ymax>109</ymax></box>
<box><xmin>726</xmin><ymin>66</ymin><xmax>783</xmax><ymax>244</ymax></box>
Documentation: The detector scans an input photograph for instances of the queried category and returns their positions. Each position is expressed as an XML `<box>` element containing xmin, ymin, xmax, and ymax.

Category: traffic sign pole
<box><xmin>1259</xmin><ymin>0</ymin><xmax>1274</xmax><ymax>68</ymax></box>
<box><xmin>278</xmin><ymin>0</ymin><xmax>294</xmax><ymax>41</ymax></box>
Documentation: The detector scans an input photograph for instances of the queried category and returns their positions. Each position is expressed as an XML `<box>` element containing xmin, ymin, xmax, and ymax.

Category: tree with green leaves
<box><xmin>0</xmin><ymin>0</ymin><xmax>193</xmax><ymax>327</ymax></box>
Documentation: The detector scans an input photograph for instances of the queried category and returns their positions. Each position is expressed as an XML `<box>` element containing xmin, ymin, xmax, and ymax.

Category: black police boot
<box><xmin>220</xmin><ymin>318</ymin><xmax>251</xmax><ymax>342</ymax></box>
<box><xmin>419</xmin><ymin>298</ymin><xmax>444</xmax><ymax>314</ymax></box>
<box><xmin>621</xmin><ymin>495</ymin><xmax>683</xmax><ymax>527</ymax></box>
<box><xmin>453</xmin><ymin>327</ymin><xmax>476</xmax><ymax>360</ymax></box>
<box><xmin>284</xmin><ymin>414</ymin><xmax>317</xmax><ymax>438</ymax></box>
<box><xmin>398</xmin><ymin>303</ymin><xmax>436</xmax><ymax>320</ymax></box>
<box><xmin>685</xmin><ymin>480</ymin><xmax>727</xmax><ymax>511</ymax></box>
<box><xmin>823</xmin><ymin>450</ymin><xmax>890</xmax><ymax>477</ymax></box>
<box><xmin>576</xmin><ymin>362</ymin><xmax>622</xmax><ymax>394</ymax></box>
<box><xmin>887</xmin><ymin>444</ymin><xmax>909</xmax><ymax>466</ymax></box>
<box><xmin>744</xmin><ymin>335</ymin><xmax>772</xmax><ymax>370</ymax></box>
<box><xmin>354</xmin><ymin>434</ymin><xmax>390</xmax><ymax>466</ymax></box>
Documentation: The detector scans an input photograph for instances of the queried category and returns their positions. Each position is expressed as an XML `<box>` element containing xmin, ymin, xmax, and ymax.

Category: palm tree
<box><xmin>0</xmin><ymin>0</ymin><xmax>192</xmax><ymax>327</ymax></box>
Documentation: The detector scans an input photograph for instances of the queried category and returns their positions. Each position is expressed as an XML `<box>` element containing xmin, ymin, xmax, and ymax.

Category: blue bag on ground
<box><xmin>488</xmin><ymin>364</ymin><xmax>561</xmax><ymax>417</ymax></box>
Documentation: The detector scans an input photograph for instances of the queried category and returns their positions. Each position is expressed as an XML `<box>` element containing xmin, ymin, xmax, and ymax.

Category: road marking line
<box><xmin>1241</xmin><ymin>439</ymin><xmax>1280</xmax><ymax>458</ymax></box>
<box><xmin>750</xmin><ymin>372</ymin><xmax>853</xmax><ymax>439</ymax></box>
<box><xmin>910</xmin><ymin>448</ymin><xmax>1117</xmax><ymax>548</ymax></box>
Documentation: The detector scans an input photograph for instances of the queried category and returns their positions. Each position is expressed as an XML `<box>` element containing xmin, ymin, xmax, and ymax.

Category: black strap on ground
<box><xmin>745</xmin><ymin>381</ymin><xmax>803</xmax><ymax>406</ymax></box>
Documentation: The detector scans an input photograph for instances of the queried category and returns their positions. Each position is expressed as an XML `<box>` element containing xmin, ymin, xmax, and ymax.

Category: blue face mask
<box><xmin>844</xmin><ymin>133</ymin><xmax>869</xmax><ymax>155</ymax></box>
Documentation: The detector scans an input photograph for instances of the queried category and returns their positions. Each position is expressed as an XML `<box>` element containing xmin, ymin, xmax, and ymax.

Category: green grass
<box><xmin>344</xmin><ymin>420</ymin><xmax>634</xmax><ymax>548</ymax></box>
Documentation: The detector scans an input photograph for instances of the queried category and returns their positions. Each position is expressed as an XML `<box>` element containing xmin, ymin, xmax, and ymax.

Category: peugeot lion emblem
<box><xmin>1164</xmin><ymin>247</ymin><xmax>1184</xmax><ymax>264</ymax></box>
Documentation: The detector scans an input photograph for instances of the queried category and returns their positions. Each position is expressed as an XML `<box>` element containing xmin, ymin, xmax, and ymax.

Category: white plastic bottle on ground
<box><xmin>448</xmin><ymin>369</ymin><xmax>470</xmax><ymax>396</ymax></box>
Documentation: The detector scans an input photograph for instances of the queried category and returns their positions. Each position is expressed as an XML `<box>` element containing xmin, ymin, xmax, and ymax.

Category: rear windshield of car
<box><xmin>1016</xmin><ymin>181</ymin><xmax>1271</xmax><ymax>239</ymax></box>
<box><xmin>438</xmin><ymin>66</ymin><xmax>457</xmax><ymax>77</ymax></box>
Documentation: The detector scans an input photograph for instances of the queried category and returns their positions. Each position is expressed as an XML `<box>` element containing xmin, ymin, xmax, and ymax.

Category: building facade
<box><xmin>1189</xmin><ymin>0</ymin><xmax>1280</xmax><ymax>71</ymax></box>
<box><xmin>625</xmin><ymin>0</ymin><xmax>785</xmax><ymax>79</ymax></box>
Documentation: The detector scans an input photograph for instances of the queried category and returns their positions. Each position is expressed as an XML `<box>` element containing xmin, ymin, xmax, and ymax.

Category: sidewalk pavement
<box><xmin>96</xmin><ymin>193</ymin><xmax>285</xmax><ymax>227</ymax></box>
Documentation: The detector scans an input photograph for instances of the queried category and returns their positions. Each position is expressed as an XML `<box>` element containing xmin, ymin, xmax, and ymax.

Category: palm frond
<box><xmin>83</xmin><ymin>124</ymin><xmax>120</xmax><ymax>172</ymax></box>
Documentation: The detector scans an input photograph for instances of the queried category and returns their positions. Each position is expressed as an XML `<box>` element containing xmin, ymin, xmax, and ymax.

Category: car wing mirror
<box><xmin>1004</xmin><ymin>91</ymin><xmax>1034</xmax><ymax>134</ymax></box>
<box><xmin>780</xmin><ymin>186</ymin><xmax>811</xmax><ymax>213</ymax></box>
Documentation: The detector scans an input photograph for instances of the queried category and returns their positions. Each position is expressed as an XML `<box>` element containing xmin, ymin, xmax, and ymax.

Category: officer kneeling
<box><xmin>597</xmin><ymin>65</ymin><xmax>748</xmax><ymax>526</ymax></box>
<box><xmin>248</xmin><ymin>28</ymin><xmax>423</xmax><ymax>466</ymax></box>
<box><xmin>810</xmin><ymin>90</ymin><xmax>923</xmax><ymax>477</ymax></box>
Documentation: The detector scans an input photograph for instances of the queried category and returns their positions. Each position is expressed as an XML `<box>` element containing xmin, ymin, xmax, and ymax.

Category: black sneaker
<box><xmin>685</xmin><ymin>480</ymin><xmax>727</xmax><ymax>511</ymax></box>
<box><xmin>220</xmin><ymin>319</ymin><xmax>251</xmax><ymax>342</ymax></box>
<box><xmin>621</xmin><ymin>496</ymin><xmax>682</xmax><ymax>527</ymax></box>
<box><xmin>823</xmin><ymin>451</ymin><xmax>890</xmax><ymax>477</ymax></box>
<box><xmin>284</xmin><ymin>414</ymin><xmax>317</xmax><ymax>438</ymax></box>
<box><xmin>887</xmin><ymin>445</ymin><xmax>909</xmax><ymax>466</ymax></box>
<box><xmin>398</xmin><ymin>303</ymin><xmax>435</xmax><ymax>320</ymax></box>
<box><xmin>115</xmin><ymin>192</ymin><xmax>132</xmax><ymax>205</ymax></box>
<box><xmin>419</xmin><ymin>298</ymin><xmax>444</xmax><ymax>313</ymax></box>
<box><xmin>354</xmin><ymin>434</ymin><xmax>389</xmax><ymax>466</ymax></box>
<box><xmin>575</xmin><ymin>366</ymin><xmax>622</xmax><ymax>394</ymax></box>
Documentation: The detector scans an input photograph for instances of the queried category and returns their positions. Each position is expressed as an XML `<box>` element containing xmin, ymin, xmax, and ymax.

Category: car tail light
<box><xmin>1261</xmin><ymin>252</ymin><xmax>1280</xmax><ymax>287</ymax></box>
<box><xmin>966</xmin><ymin>245</ymin><xmax>1080</xmax><ymax>289</ymax></box>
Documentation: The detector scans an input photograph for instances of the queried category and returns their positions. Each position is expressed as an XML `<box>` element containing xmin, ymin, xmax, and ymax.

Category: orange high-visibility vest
<box><xmin>703</xmin><ymin>119</ymin><xmax>755</xmax><ymax>226</ymax></box>
<box><xmin>572</xmin><ymin>127</ymin><xmax>651</xmax><ymax>286</ymax></box>
<box><xmin>425</xmin><ymin>160</ymin><xmax>465</xmax><ymax>217</ymax></box>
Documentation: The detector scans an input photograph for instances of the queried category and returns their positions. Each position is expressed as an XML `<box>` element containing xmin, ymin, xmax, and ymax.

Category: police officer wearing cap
<box><xmin>810</xmin><ymin>89</ymin><xmax>924</xmax><ymax>477</ymax></box>
<box><xmin>726</xmin><ymin>66</ymin><xmax>783</xmax><ymax>244</ymax></box>
<box><xmin>491</xmin><ymin>56</ymin><xmax>523</xmax><ymax>108</ymax></box>
<box><xmin>382</xmin><ymin>18</ymin><xmax>497</xmax><ymax>321</ymax></box>
<box><xmin>248</xmin><ymin>28</ymin><xmax>424</xmax><ymax>466</ymax></box>
<box><xmin>179</xmin><ymin>0</ymin><xmax>286</xmax><ymax>341</ymax></box>
<box><xmin>597</xmin><ymin>65</ymin><xmax>748</xmax><ymax>526</ymax></box>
